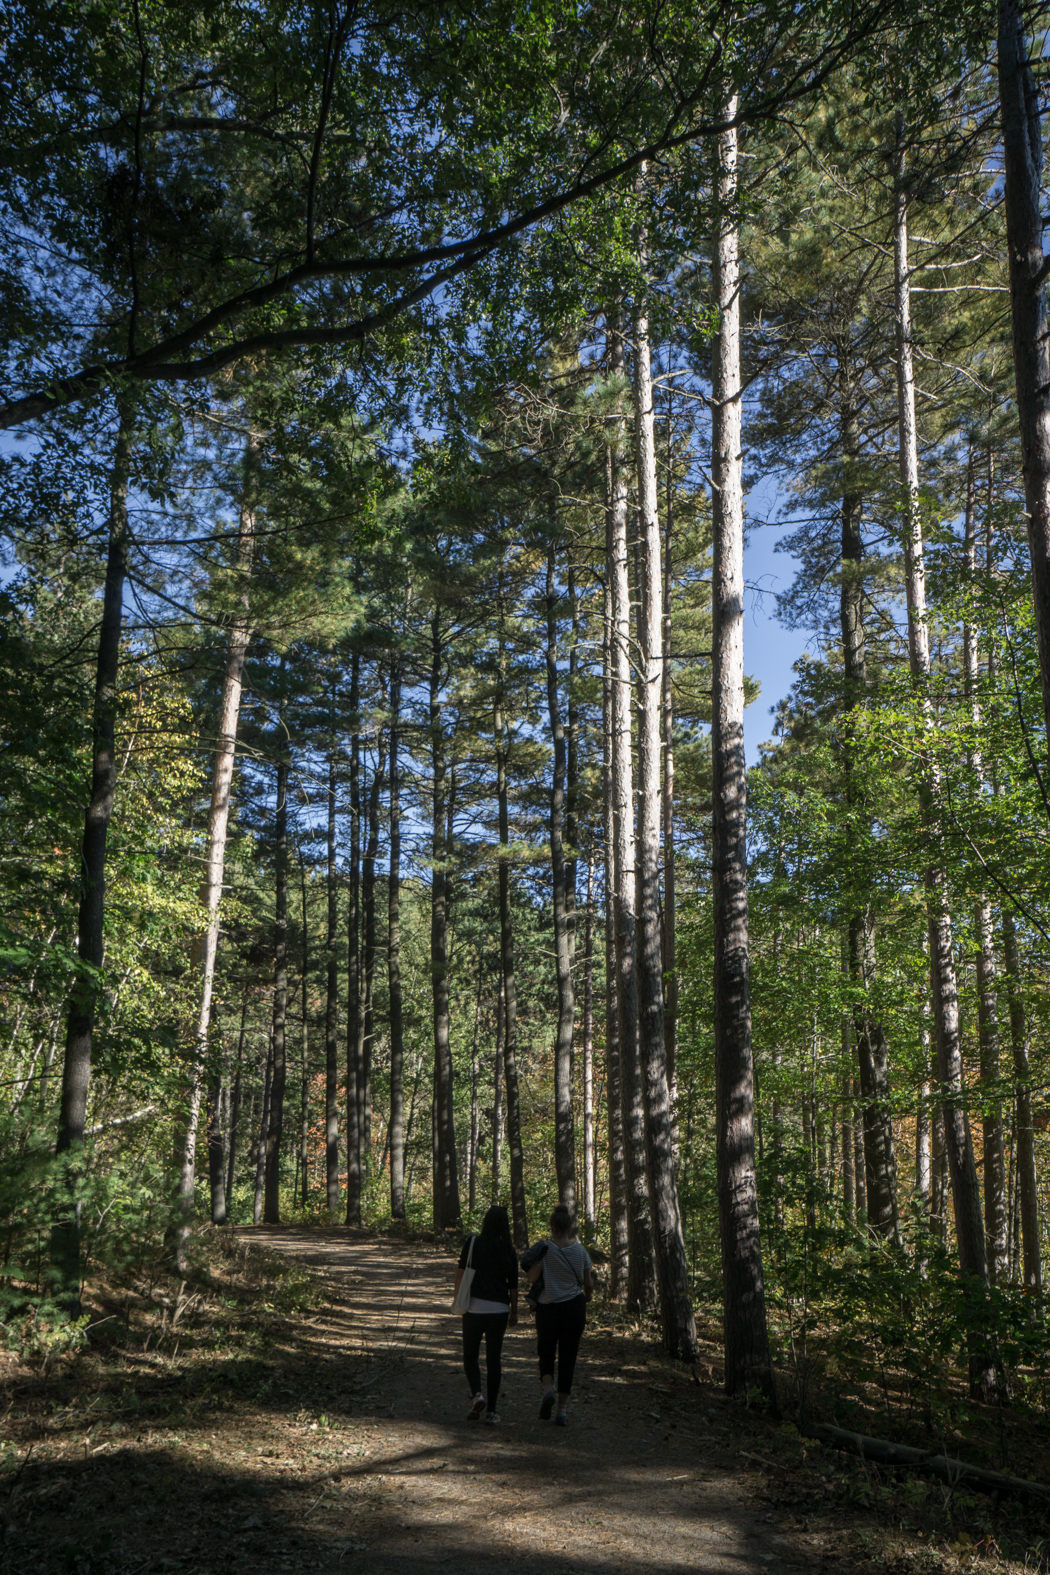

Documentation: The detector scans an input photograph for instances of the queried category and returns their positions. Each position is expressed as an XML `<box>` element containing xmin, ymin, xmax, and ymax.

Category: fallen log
<box><xmin>803</xmin><ymin>1423</ymin><xmax>1050</xmax><ymax>1507</ymax></box>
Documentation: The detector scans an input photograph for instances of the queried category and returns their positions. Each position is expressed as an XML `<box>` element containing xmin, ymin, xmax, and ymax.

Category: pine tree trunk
<box><xmin>53</xmin><ymin>404</ymin><xmax>134</xmax><ymax>1303</ymax></box>
<box><xmin>840</xmin><ymin>1054</ymin><xmax>855</xmax><ymax>1224</ymax></box>
<box><xmin>346</xmin><ymin>653</ymin><xmax>363</xmax><ymax>1227</ymax></box>
<box><xmin>360</xmin><ymin>722</ymin><xmax>384</xmax><ymax>1210</ymax></box>
<box><xmin>608</xmin><ymin>311</ymin><xmax>654</xmax><ymax>1311</ymax></box>
<box><xmin>711</xmin><ymin>109</ymin><xmax>776</xmax><ymax>1405</ymax></box>
<box><xmin>206</xmin><ymin>1051</ymin><xmax>226</xmax><ymax>1226</ymax></box>
<box><xmin>388</xmin><ymin>663</ymin><xmax>406</xmax><ymax>1220</ymax></box>
<box><xmin>634</xmin><ymin>260</ymin><xmax>698</xmax><ymax>1359</ymax></box>
<box><xmin>174</xmin><ymin>455</ymin><xmax>255</xmax><ymax>1269</ymax></box>
<box><xmin>962</xmin><ymin>463</ymin><xmax>1008</xmax><ymax>1284</ymax></box>
<box><xmin>582</xmin><ymin>848</ymin><xmax>596</xmax><ymax>1237</ymax></box>
<box><xmin>894</xmin><ymin>150</ymin><xmax>991</xmax><ymax>1362</ymax></box>
<box><xmin>662</xmin><ymin>464</ymin><xmax>678</xmax><ymax>1107</ymax></box>
<box><xmin>494</xmin><ymin>594</ymin><xmax>528</xmax><ymax>1248</ymax></box>
<box><xmin>298</xmin><ymin>846</ymin><xmax>310</xmax><ymax>1210</ymax></box>
<box><xmin>430</xmin><ymin>610</ymin><xmax>460</xmax><ymax>1231</ymax></box>
<box><xmin>264</xmin><ymin>735</ymin><xmax>289</xmax><ymax>1224</ymax></box>
<box><xmin>602</xmin><ymin>533</ymin><xmax>629</xmax><ymax>1293</ymax></box>
<box><xmin>253</xmin><ymin>1032</ymin><xmax>273</xmax><ymax>1226</ymax></box>
<box><xmin>546</xmin><ymin>539</ymin><xmax>577</xmax><ymax>1209</ymax></box>
<box><xmin>492</xmin><ymin>970</ymin><xmax>504</xmax><ymax>1203</ymax></box>
<box><xmin>848</xmin><ymin>915</ymin><xmax>900</xmax><ymax>1243</ymax></box>
<box><xmin>468</xmin><ymin>966</ymin><xmax>482</xmax><ymax>1212</ymax></box>
<box><xmin>1002</xmin><ymin>911</ymin><xmax>1043</xmax><ymax>1293</ymax></box>
<box><xmin>324</xmin><ymin>740</ymin><xmax>340</xmax><ymax>1221</ymax></box>
<box><xmin>997</xmin><ymin>0</ymin><xmax>1050</xmax><ymax>753</ymax></box>
<box><xmin>225</xmin><ymin>991</ymin><xmax>247</xmax><ymax>1217</ymax></box>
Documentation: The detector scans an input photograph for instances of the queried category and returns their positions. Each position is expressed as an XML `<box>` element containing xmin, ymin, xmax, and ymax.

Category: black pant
<box><xmin>535</xmin><ymin>1295</ymin><xmax>587</xmax><ymax>1395</ymax></box>
<box><xmin>462</xmin><ymin>1311</ymin><xmax>509</xmax><ymax>1411</ymax></box>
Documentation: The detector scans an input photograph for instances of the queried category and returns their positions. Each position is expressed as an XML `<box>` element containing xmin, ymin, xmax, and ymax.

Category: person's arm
<box><xmin>453</xmin><ymin>1267</ymin><xmax>464</xmax><ymax>1298</ymax></box>
<box><xmin>526</xmin><ymin>1259</ymin><xmax>544</xmax><ymax>1285</ymax></box>
<box><xmin>583</xmin><ymin>1265</ymin><xmax>594</xmax><ymax>1302</ymax></box>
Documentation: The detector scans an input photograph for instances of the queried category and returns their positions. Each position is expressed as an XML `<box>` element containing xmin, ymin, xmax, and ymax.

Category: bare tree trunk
<box><xmin>546</xmin><ymin>538</ymin><xmax>577</xmax><ymax>1209</ymax></box>
<box><xmin>430</xmin><ymin>610</ymin><xmax>460</xmax><ymax>1231</ymax></box>
<box><xmin>492</xmin><ymin>969</ymin><xmax>504</xmax><ymax>1202</ymax></box>
<box><xmin>849</xmin><ymin>915</ymin><xmax>900</xmax><ymax>1243</ymax></box>
<box><xmin>582</xmin><ymin>848</ymin><xmax>596</xmax><ymax>1238</ymax></box>
<box><xmin>634</xmin><ymin>253</ymin><xmax>698</xmax><ymax>1360</ymax></box>
<box><xmin>894</xmin><ymin>148</ymin><xmax>991</xmax><ymax>1378</ymax></box>
<box><xmin>53</xmin><ymin>404</ymin><xmax>134</xmax><ymax>1303</ymax></box>
<box><xmin>388</xmin><ymin>662</ymin><xmax>406</xmax><ymax>1220</ymax></box>
<box><xmin>253</xmin><ymin>1031</ymin><xmax>273</xmax><ymax>1227</ymax></box>
<box><xmin>662</xmin><ymin>449</ymin><xmax>678</xmax><ymax>1108</ymax></box>
<box><xmin>264</xmin><ymin>728</ymin><xmax>289</xmax><ymax>1224</ymax></box>
<box><xmin>997</xmin><ymin>0</ymin><xmax>1050</xmax><ymax>755</ymax></box>
<box><xmin>840</xmin><ymin>1053</ymin><xmax>855</xmax><ymax>1224</ymax></box>
<box><xmin>494</xmin><ymin>587</ymin><xmax>528</xmax><ymax>1248</ymax></box>
<box><xmin>360</xmin><ymin>721</ymin><xmax>384</xmax><ymax>1210</ymax></box>
<box><xmin>324</xmin><ymin>738</ymin><xmax>340</xmax><ymax>1221</ymax></box>
<box><xmin>206</xmin><ymin>1047</ymin><xmax>226</xmax><ymax>1226</ymax></box>
<box><xmin>225</xmin><ymin>989</ymin><xmax>247</xmax><ymax>1218</ymax></box>
<box><xmin>1002</xmin><ymin>911</ymin><xmax>1042</xmax><ymax>1293</ymax></box>
<box><xmin>346</xmin><ymin>653</ymin><xmax>363</xmax><ymax>1227</ymax></box>
<box><xmin>608</xmin><ymin>311</ymin><xmax>654</xmax><ymax>1311</ymax></box>
<box><xmin>602</xmin><ymin>526</ymin><xmax>629</xmax><ymax>1293</ymax></box>
<box><xmin>298</xmin><ymin>844</ymin><xmax>310</xmax><ymax>1210</ymax></box>
<box><xmin>468</xmin><ymin>964</ymin><xmax>482</xmax><ymax>1212</ymax></box>
<box><xmin>711</xmin><ymin>109</ymin><xmax>776</xmax><ymax>1405</ymax></box>
<box><xmin>174</xmin><ymin>453</ymin><xmax>255</xmax><ymax>1270</ymax></box>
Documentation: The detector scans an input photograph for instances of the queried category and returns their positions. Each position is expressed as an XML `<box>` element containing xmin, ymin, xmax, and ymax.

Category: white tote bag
<box><xmin>451</xmin><ymin>1234</ymin><xmax>476</xmax><ymax>1312</ymax></box>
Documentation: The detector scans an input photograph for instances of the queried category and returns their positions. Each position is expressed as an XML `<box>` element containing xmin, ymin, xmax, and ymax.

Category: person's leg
<box><xmin>462</xmin><ymin>1313</ymin><xmax>485</xmax><ymax>1416</ymax></box>
<box><xmin>482</xmin><ymin>1312</ymin><xmax>509</xmax><ymax>1415</ymax></box>
<box><xmin>555</xmin><ymin>1297</ymin><xmax>587</xmax><ymax>1421</ymax></box>
<box><xmin>535</xmin><ymin>1304</ymin><xmax>557</xmax><ymax>1417</ymax></box>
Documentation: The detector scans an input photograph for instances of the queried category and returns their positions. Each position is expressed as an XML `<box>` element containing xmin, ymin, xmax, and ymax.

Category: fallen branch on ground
<box><xmin>803</xmin><ymin>1423</ymin><xmax>1050</xmax><ymax>1506</ymax></box>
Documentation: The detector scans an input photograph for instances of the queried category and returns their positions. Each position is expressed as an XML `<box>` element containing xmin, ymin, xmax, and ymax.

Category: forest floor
<box><xmin>1</xmin><ymin>1225</ymin><xmax>1047</xmax><ymax>1575</ymax></box>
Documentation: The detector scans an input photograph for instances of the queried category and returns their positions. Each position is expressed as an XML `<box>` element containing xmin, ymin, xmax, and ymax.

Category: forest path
<box><xmin>241</xmin><ymin>1225</ymin><xmax>811</xmax><ymax>1575</ymax></box>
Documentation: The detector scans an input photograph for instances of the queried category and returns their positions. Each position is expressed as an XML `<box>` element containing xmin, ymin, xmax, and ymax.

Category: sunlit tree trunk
<box><xmin>494</xmin><ymin>587</ymin><xmax>527</xmax><ymax>1247</ymax></box>
<box><xmin>174</xmin><ymin>451</ymin><xmax>255</xmax><ymax>1269</ymax></box>
<box><xmin>711</xmin><ymin>108</ymin><xmax>776</xmax><ymax>1404</ymax></box>
<box><xmin>608</xmin><ymin>311</ymin><xmax>653</xmax><ymax>1311</ymax></box>
<box><xmin>634</xmin><ymin>255</ymin><xmax>698</xmax><ymax>1359</ymax></box>
<box><xmin>895</xmin><ymin>144</ymin><xmax>993</xmax><ymax>1393</ymax></box>
<box><xmin>602</xmin><ymin>501</ymin><xmax>629</xmax><ymax>1293</ymax></box>
<box><xmin>546</xmin><ymin>538</ymin><xmax>577</xmax><ymax>1209</ymax></box>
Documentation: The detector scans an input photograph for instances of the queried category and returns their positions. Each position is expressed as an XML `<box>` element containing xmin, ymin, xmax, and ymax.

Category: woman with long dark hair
<box><xmin>524</xmin><ymin>1203</ymin><xmax>593</xmax><ymax>1427</ymax></box>
<box><xmin>453</xmin><ymin>1205</ymin><xmax>518</xmax><ymax>1423</ymax></box>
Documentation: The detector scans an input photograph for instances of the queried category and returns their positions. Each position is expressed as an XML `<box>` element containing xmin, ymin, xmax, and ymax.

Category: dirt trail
<box><xmin>241</xmin><ymin>1226</ymin><xmax>809</xmax><ymax>1575</ymax></box>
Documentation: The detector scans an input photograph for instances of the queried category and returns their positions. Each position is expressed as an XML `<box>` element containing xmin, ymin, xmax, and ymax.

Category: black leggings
<box><xmin>462</xmin><ymin>1311</ymin><xmax>509</xmax><ymax>1411</ymax></box>
<box><xmin>535</xmin><ymin>1295</ymin><xmax>587</xmax><ymax>1395</ymax></box>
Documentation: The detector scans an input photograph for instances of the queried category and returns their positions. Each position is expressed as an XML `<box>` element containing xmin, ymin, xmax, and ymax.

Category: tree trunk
<box><xmin>894</xmin><ymin>147</ymin><xmax>991</xmax><ymax>1368</ymax></box>
<box><xmin>608</xmin><ymin>310</ymin><xmax>654</xmax><ymax>1311</ymax></box>
<box><xmin>360</xmin><ymin>720</ymin><xmax>384</xmax><ymax>1211</ymax></box>
<box><xmin>297</xmin><ymin>843</ymin><xmax>310</xmax><ymax>1209</ymax></box>
<box><xmin>662</xmin><ymin>443</ymin><xmax>678</xmax><ymax>1107</ymax></box>
<box><xmin>962</xmin><ymin>462</ymin><xmax>1008</xmax><ymax>1284</ymax></box>
<box><xmin>174</xmin><ymin>451</ymin><xmax>255</xmax><ymax>1270</ymax></box>
<box><xmin>545</xmin><ymin>538</ymin><xmax>577</xmax><ymax>1210</ymax></box>
<box><xmin>997</xmin><ymin>0</ymin><xmax>1050</xmax><ymax>755</ymax></box>
<box><xmin>253</xmin><ymin>1032</ymin><xmax>273</xmax><ymax>1226</ymax></box>
<box><xmin>430</xmin><ymin>609</ymin><xmax>460</xmax><ymax>1231</ymax></box>
<box><xmin>840</xmin><ymin>1054</ymin><xmax>855</xmax><ymax>1224</ymax></box>
<box><xmin>225</xmin><ymin>989</ymin><xmax>247</xmax><ymax>1218</ymax></box>
<box><xmin>388</xmin><ymin>662</ymin><xmax>406</xmax><ymax>1220</ymax></box>
<box><xmin>324</xmin><ymin>735</ymin><xmax>340</xmax><ymax>1220</ymax></box>
<box><xmin>582</xmin><ymin>847</ymin><xmax>596</xmax><ymax>1238</ymax></box>
<box><xmin>53</xmin><ymin>403</ymin><xmax>134</xmax><ymax>1303</ymax></box>
<box><xmin>602</xmin><ymin>509</ymin><xmax>629</xmax><ymax>1292</ymax></box>
<box><xmin>346</xmin><ymin>652</ymin><xmax>363</xmax><ymax>1227</ymax></box>
<box><xmin>264</xmin><ymin>731</ymin><xmax>289</xmax><ymax>1224</ymax></box>
<box><xmin>1002</xmin><ymin>911</ymin><xmax>1042</xmax><ymax>1293</ymax></box>
<box><xmin>492</xmin><ymin>969</ymin><xmax>504</xmax><ymax>1203</ymax></box>
<box><xmin>494</xmin><ymin>588</ymin><xmax>528</xmax><ymax>1248</ymax></box>
<box><xmin>634</xmin><ymin>256</ymin><xmax>698</xmax><ymax>1360</ymax></box>
<box><xmin>711</xmin><ymin>108</ymin><xmax>776</xmax><ymax>1405</ymax></box>
<box><xmin>206</xmin><ymin>1044</ymin><xmax>226</xmax><ymax>1226</ymax></box>
<box><xmin>848</xmin><ymin>915</ymin><xmax>900</xmax><ymax>1243</ymax></box>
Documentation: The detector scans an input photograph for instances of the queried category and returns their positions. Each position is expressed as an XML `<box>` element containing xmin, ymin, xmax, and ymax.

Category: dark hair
<box><xmin>549</xmin><ymin>1203</ymin><xmax>577</xmax><ymax>1238</ymax></box>
<box><xmin>480</xmin><ymin>1206</ymin><xmax>515</xmax><ymax>1270</ymax></box>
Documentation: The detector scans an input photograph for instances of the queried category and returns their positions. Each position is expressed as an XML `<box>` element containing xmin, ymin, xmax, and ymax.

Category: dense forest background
<box><xmin>2</xmin><ymin>0</ymin><xmax>1049</xmax><ymax>1446</ymax></box>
